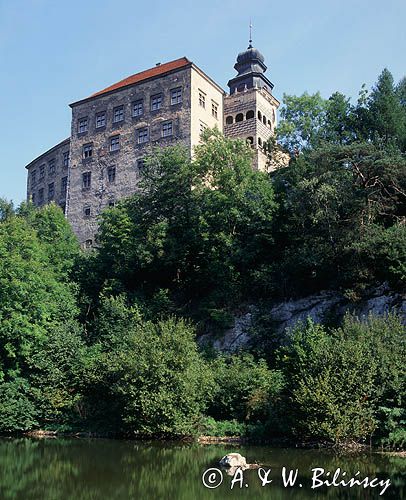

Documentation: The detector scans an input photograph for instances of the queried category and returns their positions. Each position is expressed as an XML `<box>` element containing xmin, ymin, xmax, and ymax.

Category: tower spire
<box><xmin>249</xmin><ymin>19</ymin><xmax>253</xmax><ymax>48</ymax></box>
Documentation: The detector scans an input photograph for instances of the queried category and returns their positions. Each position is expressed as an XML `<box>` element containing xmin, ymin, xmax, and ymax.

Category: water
<box><xmin>0</xmin><ymin>438</ymin><xmax>404</xmax><ymax>499</ymax></box>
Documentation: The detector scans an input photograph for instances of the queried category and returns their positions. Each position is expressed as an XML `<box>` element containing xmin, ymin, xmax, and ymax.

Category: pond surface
<box><xmin>0</xmin><ymin>438</ymin><xmax>404</xmax><ymax>499</ymax></box>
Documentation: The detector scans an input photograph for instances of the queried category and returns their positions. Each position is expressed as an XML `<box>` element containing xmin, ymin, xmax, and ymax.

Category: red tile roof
<box><xmin>90</xmin><ymin>57</ymin><xmax>191</xmax><ymax>99</ymax></box>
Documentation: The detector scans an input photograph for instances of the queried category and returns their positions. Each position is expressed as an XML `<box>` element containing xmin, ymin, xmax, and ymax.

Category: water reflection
<box><xmin>0</xmin><ymin>438</ymin><xmax>404</xmax><ymax>499</ymax></box>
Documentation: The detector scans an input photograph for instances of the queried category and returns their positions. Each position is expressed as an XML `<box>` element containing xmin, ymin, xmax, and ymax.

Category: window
<box><xmin>211</xmin><ymin>101</ymin><xmax>218</xmax><ymax>119</ymax></box>
<box><xmin>113</xmin><ymin>106</ymin><xmax>124</xmax><ymax>123</ymax></box>
<box><xmin>78</xmin><ymin>117</ymin><xmax>88</xmax><ymax>133</ymax></box>
<box><xmin>108</xmin><ymin>200</ymin><xmax>115</xmax><ymax>207</ymax></box>
<box><xmin>31</xmin><ymin>170</ymin><xmax>36</xmax><ymax>186</ymax></box>
<box><xmin>137</xmin><ymin>158</ymin><xmax>145</xmax><ymax>170</ymax></box>
<box><xmin>83</xmin><ymin>143</ymin><xmax>93</xmax><ymax>159</ymax></box>
<box><xmin>32</xmin><ymin>193</ymin><xmax>36</xmax><ymax>204</ymax></box>
<box><xmin>150</xmin><ymin>94</ymin><xmax>162</xmax><ymax>111</ymax></box>
<box><xmin>110</xmin><ymin>135</ymin><xmax>120</xmax><ymax>152</ymax></box>
<box><xmin>258</xmin><ymin>137</ymin><xmax>263</xmax><ymax>147</ymax></box>
<box><xmin>48</xmin><ymin>159</ymin><xmax>56</xmax><ymax>175</ymax></box>
<box><xmin>61</xmin><ymin>176</ymin><xmax>68</xmax><ymax>196</ymax></box>
<box><xmin>226</xmin><ymin>116</ymin><xmax>233</xmax><ymax>125</ymax></box>
<box><xmin>263</xmin><ymin>115</ymin><xmax>267</xmax><ymax>125</ymax></box>
<box><xmin>39</xmin><ymin>164</ymin><xmax>45</xmax><ymax>179</ymax></box>
<box><xmin>246</xmin><ymin>110</ymin><xmax>254</xmax><ymax>120</ymax></box>
<box><xmin>132</xmin><ymin>99</ymin><xmax>143</xmax><ymax>117</ymax></box>
<box><xmin>257</xmin><ymin>110</ymin><xmax>262</xmax><ymax>121</ymax></box>
<box><xmin>96</xmin><ymin>112</ymin><xmax>106</xmax><ymax>128</ymax></box>
<box><xmin>199</xmin><ymin>121</ymin><xmax>207</xmax><ymax>136</ymax></box>
<box><xmin>38</xmin><ymin>188</ymin><xmax>44</xmax><ymax>203</ymax></box>
<box><xmin>63</xmin><ymin>151</ymin><xmax>70</xmax><ymax>167</ymax></box>
<box><xmin>198</xmin><ymin>91</ymin><xmax>206</xmax><ymax>108</ymax></box>
<box><xmin>162</xmin><ymin>121</ymin><xmax>173</xmax><ymax>137</ymax></box>
<box><xmin>235</xmin><ymin>113</ymin><xmax>243</xmax><ymax>122</ymax></box>
<box><xmin>171</xmin><ymin>87</ymin><xmax>182</xmax><ymax>105</ymax></box>
<box><xmin>137</xmin><ymin>127</ymin><xmax>149</xmax><ymax>144</ymax></box>
<box><xmin>82</xmin><ymin>172</ymin><xmax>91</xmax><ymax>189</ymax></box>
<box><xmin>107</xmin><ymin>166</ymin><xmax>116</xmax><ymax>183</ymax></box>
<box><xmin>84</xmin><ymin>206</ymin><xmax>91</xmax><ymax>217</ymax></box>
<box><xmin>48</xmin><ymin>182</ymin><xmax>55</xmax><ymax>200</ymax></box>
<box><xmin>85</xmin><ymin>239</ymin><xmax>93</xmax><ymax>248</ymax></box>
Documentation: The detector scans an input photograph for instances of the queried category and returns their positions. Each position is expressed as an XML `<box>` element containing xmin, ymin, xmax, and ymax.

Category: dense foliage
<box><xmin>0</xmin><ymin>68</ymin><xmax>404</xmax><ymax>447</ymax></box>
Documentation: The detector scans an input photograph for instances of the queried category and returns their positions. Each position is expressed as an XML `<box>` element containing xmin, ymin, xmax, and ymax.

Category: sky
<box><xmin>0</xmin><ymin>0</ymin><xmax>405</xmax><ymax>203</ymax></box>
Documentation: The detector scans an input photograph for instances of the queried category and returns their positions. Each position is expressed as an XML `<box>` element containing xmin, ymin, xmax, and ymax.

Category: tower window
<box><xmin>78</xmin><ymin>117</ymin><xmax>88</xmax><ymax>134</ymax></box>
<box><xmin>137</xmin><ymin>127</ymin><xmax>149</xmax><ymax>144</ymax></box>
<box><xmin>257</xmin><ymin>111</ymin><xmax>262</xmax><ymax>121</ymax></box>
<box><xmin>31</xmin><ymin>170</ymin><xmax>36</xmax><ymax>186</ymax></box>
<box><xmin>38</xmin><ymin>188</ymin><xmax>44</xmax><ymax>203</ymax></box>
<box><xmin>246</xmin><ymin>110</ymin><xmax>254</xmax><ymax>120</ymax></box>
<box><xmin>85</xmin><ymin>239</ymin><xmax>93</xmax><ymax>249</ymax></box>
<box><xmin>235</xmin><ymin>113</ymin><xmax>243</xmax><ymax>122</ymax></box>
<box><xmin>247</xmin><ymin>136</ymin><xmax>254</xmax><ymax>146</ymax></box>
<box><xmin>198</xmin><ymin>91</ymin><xmax>206</xmax><ymax>108</ymax></box>
<box><xmin>162</xmin><ymin>121</ymin><xmax>173</xmax><ymax>137</ymax></box>
<box><xmin>82</xmin><ymin>172</ymin><xmax>91</xmax><ymax>189</ymax></box>
<box><xmin>226</xmin><ymin>116</ymin><xmax>233</xmax><ymax>125</ymax></box>
<box><xmin>39</xmin><ymin>165</ymin><xmax>45</xmax><ymax>180</ymax></box>
<box><xmin>110</xmin><ymin>135</ymin><xmax>120</xmax><ymax>151</ymax></box>
<box><xmin>199</xmin><ymin>121</ymin><xmax>207</xmax><ymax>136</ymax></box>
<box><xmin>171</xmin><ymin>87</ymin><xmax>182</xmax><ymax>105</ymax></box>
<box><xmin>258</xmin><ymin>137</ymin><xmax>263</xmax><ymax>147</ymax></box>
<box><xmin>151</xmin><ymin>94</ymin><xmax>162</xmax><ymax>111</ymax></box>
<box><xmin>137</xmin><ymin>158</ymin><xmax>145</xmax><ymax>171</ymax></box>
<box><xmin>84</xmin><ymin>206</ymin><xmax>91</xmax><ymax>217</ymax></box>
<box><xmin>107</xmin><ymin>166</ymin><xmax>116</xmax><ymax>183</ymax></box>
<box><xmin>108</xmin><ymin>200</ymin><xmax>115</xmax><ymax>207</ymax></box>
<box><xmin>263</xmin><ymin>115</ymin><xmax>267</xmax><ymax>125</ymax></box>
<box><xmin>96</xmin><ymin>112</ymin><xmax>106</xmax><ymax>128</ymax></box>
<box><xmin>83</xmin><ymin>143</ymin><xmax>93</xmax><ymax>159</ymax></box>
<box><xmin>268</xmin><ymin>120</ymin><xmax>272</xmax><ymax>128</ymax></box>
<box><xmin>113</xmin><ymin>106</ymin><xmax>124</xmax><ymax>123</ymax></box>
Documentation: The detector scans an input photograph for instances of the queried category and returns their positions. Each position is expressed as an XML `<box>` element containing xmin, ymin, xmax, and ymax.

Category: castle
<box><xmin>25</xmin><ymin>40</ymin><xmax>280</xmax><ymax>246</ymax></box>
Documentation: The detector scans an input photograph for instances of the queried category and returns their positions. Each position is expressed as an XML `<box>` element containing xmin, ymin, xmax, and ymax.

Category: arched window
<box><xmin>226</xmin><ymin>115</ymin><xmax>233</xmax><ymax>125</ymax></box>
<box><xmin>263</xmin><ymin>115</ymin><xmax>267</xmax><ymax>125</ymax></box>
<box><xmin>258</xmin><ymin>137</ymin><xmax>262</xmax><ymax>147</ymax></box>
<box><xmin>246</xmin><ymin>136</ymin><xmax>254</xmax><ymax>145</ymax></box>
<box><xmin>236</xmin><ymin>113</ymin><xmax>244</xmax><ymax>122</ymax></box>
<box><xmin>267</xmin><ymin>119</ymin><xmax>272</xmax><ymax>128</ymax></box>
<box><xmin>246</xmin><ymin>110</ymin><xmax>254</xmax><ymax>120</ymax></box>
<box><xmin>257</xmin><ymin>110</ymin><xmax>262</xmax><ymax>121</ymax></box>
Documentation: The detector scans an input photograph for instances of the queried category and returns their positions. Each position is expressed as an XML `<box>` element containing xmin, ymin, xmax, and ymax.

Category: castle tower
<box><xmin>223</xmin><ymin>38</ymin><xmax>280</xmax><ymax>171</ymax></box>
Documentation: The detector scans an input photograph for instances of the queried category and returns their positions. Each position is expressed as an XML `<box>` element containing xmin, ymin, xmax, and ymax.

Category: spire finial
<box><xmin>248</xmin><ymin>19</ymin><xmax>253</xmax><ymax>48</ymax></box>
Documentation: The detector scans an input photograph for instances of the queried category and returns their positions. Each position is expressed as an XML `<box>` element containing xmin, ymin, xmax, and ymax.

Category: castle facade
<box><xmin>25</xmin><ymin>43</ymin><xmax>280</xmax><ymax>245</ymax></box>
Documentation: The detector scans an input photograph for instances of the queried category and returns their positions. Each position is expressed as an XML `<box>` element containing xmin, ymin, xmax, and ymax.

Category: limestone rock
<box><xmin>219</xmin><ymin>453</ymin><xmax>247</xmax><ymax>468</ymax></box>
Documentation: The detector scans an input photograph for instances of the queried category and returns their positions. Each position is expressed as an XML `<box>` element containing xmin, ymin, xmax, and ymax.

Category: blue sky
<box><xmin>1</xmin><ymin>0</ymin><xmax>405</xmax><ymax>203</ymax></box>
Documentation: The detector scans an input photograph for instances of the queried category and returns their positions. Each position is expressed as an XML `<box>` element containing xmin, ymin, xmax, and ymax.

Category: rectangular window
<box><xmin>83</xmin><ymin>206</ymin><xmax>91</xmax><ymax>217</ymax></box>
<box><xmin>48</xmin><ymin>182</ymin><xmax>55</xmax><ymax>200</ymax></box>
<box><xmin>31</xmin><ymin>170</ymin><xmax>36</xmax><ymax>185</ymax></box>
<box><xmin>162</xmin><ymin>121</ymin><xmax>173</xmax><ymax>137</ymax></box>
<box><xmin>83</xmin><ymin>143</ymin><xmax>93</xmax><ymax>159</ymax></box>
<box><xmin>110</xmin><ymin>135</ymin><xmax>120</xmax><ymax>151</ymax></box>
<box><xmin>63</xmin><ymin>151</ymin><xmax>70</xmax><ymax>167</ymax></box>
<box><xmin>78</xmin><ymin>117</ymin><xmax>88</xmax><ymax>133</ymax></box>
<box><xmin>199</xmin><ymin>121</ymin><xmax>207</xmax><ymax>136</ymax></box>
<box><xmin>137</xmin><ymin>158</ymin><xmax>145</xmax><ymax>170</ymax></box>
<box><xmin>212</xmin><ymin>101</ymin><xmax>218</xmax><ymax>119</ymax></box>
<box><xmin>113</xmin><ymin>106</ymin><xmax>124</xmax><ymax>123</ymax></box>
<box><xmin>61</xmin><ymin>176</ymin><xmax>68</xmax><ymax>196</ymax></box>
<box><xmin>132</xmin><ymin>99</ymin><xmax>143</xmax><ymax>117</ymax></box>
<box><xmin>48</xmin><ymin>159</ymin><xmax>56</xmax><ymax>175</ymax></box>
<box><xmin>171</xmin><ymin>87</ymin><xmax>182</xmax><ymax>105</ymax></box>
<box><xmin>39</xmin><ymin>164</ymin><xmax>45</xmax><ymax>179</ymax></box>
<box><xmin>108</xmin><ymin>200</ymin><xmax>115</xmax><ymax>207</ymax></box>
<box><xmin>107</xmin><ymin>165</ymin><xmax>116</xmax><ymax>183</ymax></box>
<box><xmin>38</xmin><ymin>188</ymin><xmax>44</xmax><ymax>203</ymax></box>
<box><xmin>150</xmin><ymin>94</ymin><xmax>162</xmax><ymax>111</ymax></box>
<box><xmin>137</xmin><ymin>127</ymin><xmax>149</xmax><ymax>144</ymax></box>
<box><xmin>96</xmin><ymin>112</ymin><xmax>106</xmax><ymax>128</ymax></box>
<box><xmin>82</xmin><ymin>172</ymin><xmax>91</xmax><ymax>189</ymax></box>
<box><xmin>32</xmin><ymin>192</ymin><xmax>36</xmax><ymax>204</ymax></box>
<box><xmin>199</xmin><ymin>90</ymin><xmax>206</xmax><ymax>108</ymax></box>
